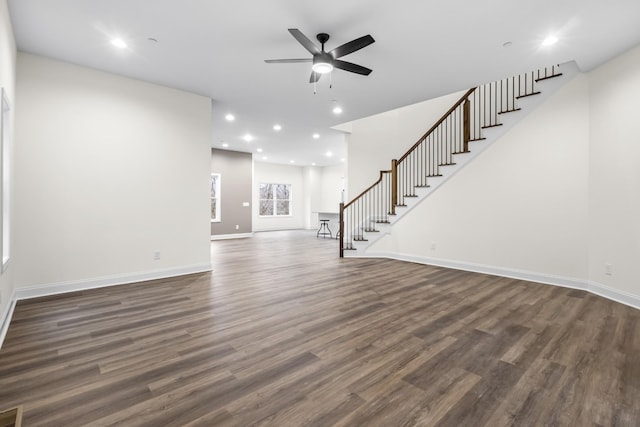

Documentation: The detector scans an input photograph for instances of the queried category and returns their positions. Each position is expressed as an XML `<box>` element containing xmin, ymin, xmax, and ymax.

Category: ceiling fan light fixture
<box><xmin>312</xmin><ymin>61</ymin><xmax>333</xmax><ymax>74</ymax></box>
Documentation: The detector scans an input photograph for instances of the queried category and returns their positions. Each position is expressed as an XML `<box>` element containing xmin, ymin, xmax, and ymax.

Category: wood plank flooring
<box><xmin>0</xmin><ymin>230</ymin><xmax>638</xmax><ymax>426</ymax></box>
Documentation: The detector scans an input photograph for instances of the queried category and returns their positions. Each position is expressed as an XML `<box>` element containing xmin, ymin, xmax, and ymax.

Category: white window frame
<box><xmin>211</xmin><ymin>173</ymin><xmax>221</xmax><ymax>223</ymax></box>
<box><xmin>259</xmin><ymin>183</ymin><xmax>292</xmax><ymax>217</ymax></box>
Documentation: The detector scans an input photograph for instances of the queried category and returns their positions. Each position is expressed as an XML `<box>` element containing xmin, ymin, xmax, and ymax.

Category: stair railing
<box><xmin>340</xmin><ymin>65</ymin><xmax>562</xmax><ymax>256</ymax></box>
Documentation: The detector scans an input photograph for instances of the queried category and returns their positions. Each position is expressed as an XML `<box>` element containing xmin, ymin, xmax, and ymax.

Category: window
<box><xmin>259</xmin><ymin>183</ymin><xmax>291</xmax><ymax>216</ymax></box>
<box><xmin>211</xmin><ymin>173</ymin><xmax>221</xmax><ymax>222</ymax></box>
<box><xmin>1</xmin><ymin>88</ymin><xmax>10</xmax><ymax>272</ymax></box>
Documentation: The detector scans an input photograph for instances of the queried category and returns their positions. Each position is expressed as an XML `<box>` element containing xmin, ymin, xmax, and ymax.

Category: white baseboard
<box><xmin>14</xmin><ymin>263</ymin><xmax>212</xmax><ymax>301</ymax></box>
<box><xmin>359</xmin><ymin>251</ymin><xmax>640</xmax><ymax>310</ymax></box>
<box><xmin>585</xmin><ymin>281</ymin><xmax>640</xmax><ymax>311</ymax></box>
<box><xmin>0</xmin><ymin>288</ymin><xmax>17</xmax><ymax>349</ymax></box>
<box><xmin>211</xmin><ymin>232</ymin><xmax>254</xmax><ymax>241</ymax></box>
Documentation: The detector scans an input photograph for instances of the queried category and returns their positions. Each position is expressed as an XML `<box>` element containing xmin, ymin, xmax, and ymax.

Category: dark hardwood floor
<box><xmin>0</xmin><ymin>230</ymin><xmax>638</xmax><ymax>426</ymax></box>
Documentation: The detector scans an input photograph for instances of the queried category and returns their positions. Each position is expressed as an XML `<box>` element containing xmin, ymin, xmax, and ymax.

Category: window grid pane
<box><xmin>260</xmin><ymin>183</ymin><xmax>291</xmax><ymax>217</ymax></box>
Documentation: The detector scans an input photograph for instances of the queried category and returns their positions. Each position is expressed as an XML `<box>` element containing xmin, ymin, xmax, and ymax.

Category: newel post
<box><xmin>339</xmin><ymin>202</ymin><xmax>344</xmax><ymax>258</ymax></box>
<box><xmin>391</xmin><ymin>159</ymin><xmax>398</xmax><ymax>215</ymax></box>
<box><xmin>463</xmin><ymin>98</ymin><xmax>470</xmax><ymax>152</ymax></box>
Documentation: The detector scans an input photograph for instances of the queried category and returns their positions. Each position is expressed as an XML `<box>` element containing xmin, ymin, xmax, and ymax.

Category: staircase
<box><xmin>339</xmin><ymin>62</ymin><xmax>578</xmax><ymax>257</ymax></box>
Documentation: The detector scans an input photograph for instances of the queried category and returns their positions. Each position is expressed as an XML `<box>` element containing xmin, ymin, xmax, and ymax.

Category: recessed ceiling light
<box><xmin>290</xmin><ymin>160</ymin><xmax>295</xmax><ymax>163</ymax></box>
<box><xmin>313</xmin><ymin>133</ymin><xmax>320</xmax><ymax>139</ymax></box>
<box><xmin>222</xmin><ymin>143</ymin><xmax>229</xmax><ymax>148</ymax></box>
<box><xmin>111</xmin><ymin>38</ymin><xmax>127</xmax><ymax>49</ymax></box>
<box><xmin>273</xmin><ymin>124</ymin><xmax>282</xmax><ymax>131</ymax></box>
<box><xmin>312</xmin><ymin>163</ymin><xmax>316</xmax><ymax>166</ymax></box>
<box><xmin>326</xmin><ymin>151</ymin><xmax>333</xmax><ymax>157</ymax></box>
<box><xmin>257</xmin><ymin>148</ymin><xmax>263</xmax><ymax>153</ymax></box>
<box><xmin>225</xmin><ymin>114</ymin><xmax>235</xmax><ymax>122</ymax></box>
<box><xmin>333</xmin><ymin>106</ymin><xmax>343</xmax><ymax>114</ymax></box>
<box><xmin>243</xmin><ymin>134</ymin><xmax>253</xmax><ymax>142</ymax></box>
<box><xmin>542</xmin><ymin>35</ymin><xmax>558</xmax><ymax>46</ymax></box>
<box><xmin>340</xmin><ymin>158</ymin><xmax>345</xmax><ymax>162</ymax></box>
<box><xmin>262</xmin><ymin>156</ymin><xmax>268</xmax><ymax>160</ymax></box>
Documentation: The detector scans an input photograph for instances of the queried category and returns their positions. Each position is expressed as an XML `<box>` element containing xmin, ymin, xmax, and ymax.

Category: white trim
<box><xmin>14</xmin><ymin>263</ymin><xmax>212</xmax><ymax>301</ymax></box>
<box><xmin>210</xmin><ymin>232</ymin><xmax>254</xmax><ymax>241</ymax></box>
<box><xmin>586</xmin><ymin>281</ymin><xmax>640</xmax><ymax>311</ymax></box>
<box><xmin>0</xmin><ymin>288</ymin><xmax>17</xmax><ymax>349</ymax></box>
<box><xmin>354</xmin><ymin>251</ymin><xmax>640</xmax><ymax>310</ymax></box>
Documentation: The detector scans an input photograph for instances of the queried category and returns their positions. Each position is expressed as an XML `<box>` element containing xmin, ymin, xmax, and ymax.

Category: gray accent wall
<box><xmin>211</xmin><ymin>149</ymin><xmax>252</xmax><ymax>236</ymax></box>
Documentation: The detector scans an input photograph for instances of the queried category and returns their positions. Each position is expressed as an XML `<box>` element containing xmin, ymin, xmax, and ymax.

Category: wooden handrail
<box><xmin>398</xmin><ymin>87</ymin><xmax>476</xmax><ymax>163</ymax></box>
<box><xmin>344</xmin><ymin>170</ymin><xmax>391</xmax><ymax>210</ymax></box>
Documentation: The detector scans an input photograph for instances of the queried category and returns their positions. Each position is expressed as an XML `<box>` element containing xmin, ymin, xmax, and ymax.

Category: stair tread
<box><xmin>516</xmin><ymin>91</ymin><xmax>541</xmax><ymax>99</ymax></box>
<box><xmin>482</xmin><ymin>123</ymin><xmax>503</xmax><ymax>129</ymax></box>
<box><xmin>469</xmin><ymin>138</ymin><xmax>486</xmax><ymax>142</ymax></box>
<box><xmin>404</xmin><ymin>194</ymin><xmax>418</xmax><ymax>197</ymax></box>
<box><xmin>439</xmin><ymin>162</ymin><xmax>457</xmax><ymax>166</ymax></box>
<box><xmin>498</xmin><ymin>108</ymin><xmax>521</xmax><ymax>114</ymax></box>
<box><xmin>535</xmin><ymin>73</ymin><xmax>562</xmax><ymax>82</ymax></box>
<box><xmin>415</xmin><ymin>185</ymin><xmax>431</xmax><ymax>188</ymax></box>
<box><xmin>426</xmin><ymin>174</ymin><xmax>443</xmax><ymax>177</ymax></box>
<box><xmin>452</xmin><ymin>150</ymin><xmax>471</xmax><ymax>154</ymax></box>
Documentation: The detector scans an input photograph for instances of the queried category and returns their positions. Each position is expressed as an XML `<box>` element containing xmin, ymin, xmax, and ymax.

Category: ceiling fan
<box><xmin>265</xmin><ymin>29</ymin><xmax>375</xmax><ymax>84</ymax></box>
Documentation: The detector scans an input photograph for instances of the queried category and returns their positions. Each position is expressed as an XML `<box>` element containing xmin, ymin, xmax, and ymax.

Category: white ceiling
<box><xmin>7</xmin><ymin>0</ymin><xmax>640</xmax><ymax>166</ymax></box>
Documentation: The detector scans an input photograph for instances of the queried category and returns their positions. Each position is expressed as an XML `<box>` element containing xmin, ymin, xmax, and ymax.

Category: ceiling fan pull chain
<box><xmin>330</xmin><ymin>71</ymin><xmax>332</xmax><ymax>89</ymax></box>
<box><xmin>314</xmin><ymin>79</ymin><xmax>317</xmax><ymax>95</ymax></box>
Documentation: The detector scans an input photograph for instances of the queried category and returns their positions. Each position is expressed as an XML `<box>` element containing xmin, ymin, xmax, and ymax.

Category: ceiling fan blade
<box><xmin>309</xmin><ymin>71</ymin><xmax>322</xmax><ymax>83</ymax></box>
<box><xmin>329</xmin><ymin>35</ymin><xmax>375</xmax><ymax>58</ymax></box>
<box><xmin>288</xmin><ymin>29</ymin><xmax>320</xmax><ymax>55</ymax></box>
<box><xmin>333</xmin><ymin>60</ymin><xmax>372</xmax><ymax>76</ymax></box>
<box><xmin>265</xmin><ymin>58</ymin><xmax>313</xmax><ymax>63</ymax></box>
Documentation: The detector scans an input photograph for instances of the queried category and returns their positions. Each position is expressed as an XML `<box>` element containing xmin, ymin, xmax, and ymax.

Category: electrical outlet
<box><xmin>153</xmin><ymin>251</ymin><xmax>161</xmax><ymax>260</ymax></box>
<box><xmin>605</xmin><ymin>263</ymin><xmax>613</xmax><ymax>276</ymax></box>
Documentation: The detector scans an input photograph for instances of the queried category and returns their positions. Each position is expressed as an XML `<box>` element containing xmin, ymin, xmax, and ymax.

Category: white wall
<box><xmin>346</xmin><ymin>90</ymin><xmax>465</xmax><ymax>197</ymax></box>
<box><xmin>370</xmin><ymin>75</ymin><xmax>590</xmax><ymax>283</ymax></box>
<box><xmin>303</xmin><ymin>166</ymin><xmax>321</xmax><ymax>230</ymax></box>
<box><xmin>588</xmin><ymin>44</ymin><xmax>640</xmax><ymax>297</ymax></box>
<box><xmin>14</xmin><ymin>53</ymin><xmax>212</xmax><ymax>293</ymax></box>
<box><xmin>0</xmin><ymin>0</ymin><xmax>16</xmax><ymax>337</ymax></box>
<box><xmin>319</xmin><ymin>164</ymin><xmax>345</xmax><ymax>213</ymax></box>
